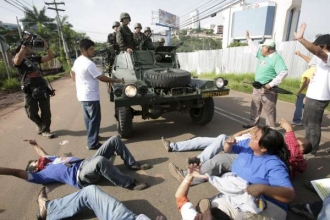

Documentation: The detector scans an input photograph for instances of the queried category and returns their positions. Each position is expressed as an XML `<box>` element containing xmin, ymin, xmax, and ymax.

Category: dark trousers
<box><xmin>303</xmin><ymin>97</ymin><xmax>330</xmax><ymax>154</ymax></box>
<box><xmin>81</xmin><ymin>101</ymin><xmax>101</xmax><ymax>148</ymax></box>
<box><xmin>24</xmin><ymin>93</ymin><xmax>51</xmax><ymax>133</ymax></box>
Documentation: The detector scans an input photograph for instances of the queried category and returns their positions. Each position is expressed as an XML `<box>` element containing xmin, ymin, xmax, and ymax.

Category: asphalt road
<box><xmin>0</xmin><ymin>75</ymin><xmax>329</xmax><ymax>220</ymax></box>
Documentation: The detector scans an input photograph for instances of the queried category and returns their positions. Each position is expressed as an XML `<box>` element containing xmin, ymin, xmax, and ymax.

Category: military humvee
<box><xmin>109</xmin><ymin>45</ymin><xmax>230</xmax><ymax>138</ymax></box>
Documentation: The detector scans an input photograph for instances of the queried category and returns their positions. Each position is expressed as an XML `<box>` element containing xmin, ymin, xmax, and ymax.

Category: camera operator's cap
<box><xmin>261</xmin><ymin>39</ymin><xmax>276</xmax><ymax>48</ymax></box>
<box><xmin>313</xmin><ymin>34</ymin><xmax>330</xmax><ymax>46</ymax></box>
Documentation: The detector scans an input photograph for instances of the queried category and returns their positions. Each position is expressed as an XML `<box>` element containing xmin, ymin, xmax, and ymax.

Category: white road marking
<box><xmin>214</xmin><ymin>106</ymin><xmax>249</xmax><ymax>124</ymax></box>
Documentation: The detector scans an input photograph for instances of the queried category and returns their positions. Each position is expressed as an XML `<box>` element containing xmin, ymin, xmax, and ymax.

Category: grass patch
<box><xmin>194</xmin><ymin>72</ymin><xmax>330</xmax><ymax>110</ymax></box>
<box><xmin>1</xmin><ymin>78</ymin><xmax>21</xmax><ymax>91</ymax></box>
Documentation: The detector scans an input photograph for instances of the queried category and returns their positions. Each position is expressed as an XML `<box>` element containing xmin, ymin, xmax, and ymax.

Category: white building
<box><xmin>190</xmin><ymin>10</ymin><xmax>200</xmax><ymax>29</ymax></box>
<box><xmin>0</xmin><ymin>21</ymin><xmax>18</xmax><ymax>30</ymax></box>
<box><xmin>221</xmin><ymin>0</ymin><xmax>302</xmax><ymax>48</ymax></box>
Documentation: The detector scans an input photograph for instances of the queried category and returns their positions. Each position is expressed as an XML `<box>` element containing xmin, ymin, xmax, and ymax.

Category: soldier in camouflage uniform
<box><xmin>144</xmin><ymin>27</ymin><xmax>153</xmax><ymax>44</ymax></box>
<box><xmin>133</xmin><ymin>23</ymin><xmax>146</xmax><ymax>50</ymax></box>
<box><xmin>116</xmin><ymin>12</ymin><xmax>135</xmax><ymax>54</ymax></box>
<box><xmin>158</xmin><ymin>38</ymin><xmax>165</xmax><ymax>46</ymax></box>
<box><xmin>106</xmin><ymin>21</ymin><xmax>120</xmax><ymax>68</ymax></box>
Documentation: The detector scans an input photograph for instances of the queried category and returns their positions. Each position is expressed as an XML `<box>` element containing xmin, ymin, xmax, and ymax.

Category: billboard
<box><xmin>231</xmin><ymin>3</ymin><xmax>275</xmax><ymax>39</ymax></box>
<box><xmin>158</xmin><ymin>9</ymin><xmax>179</xmax><ymax>28</ymax></box>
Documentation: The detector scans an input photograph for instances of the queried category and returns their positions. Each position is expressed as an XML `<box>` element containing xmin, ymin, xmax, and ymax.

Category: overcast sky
<box><xmin>0</xmin><ymin>0</ymin><xmax>329</xmax><ymax>42</ymax></box>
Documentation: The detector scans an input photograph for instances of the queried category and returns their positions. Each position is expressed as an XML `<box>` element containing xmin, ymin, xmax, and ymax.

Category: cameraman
<box><xmin>13</xmin><ymin>36</ymin><xmax>55</xmax><ymax>138</ymax></box>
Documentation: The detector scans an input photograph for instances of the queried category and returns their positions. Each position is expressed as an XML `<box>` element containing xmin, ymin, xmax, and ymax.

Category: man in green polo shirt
<box><xmin>243</xmin><ymin>31</ymin><xmax>288</xmax><ymax>128</ymax></box>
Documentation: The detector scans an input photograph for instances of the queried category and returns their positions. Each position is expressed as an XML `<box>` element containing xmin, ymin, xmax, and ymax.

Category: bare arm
<box><xmin>297</xmin><ymin>77</ymin><xmax>310</xmax><ymax>94</ymax></box>
<box><xmin>247</xmin><ymin>184</ymin><xmax>295</xmax><ymax>203</ymax></box>
<box><xmin>232</xmin><ymin>127</ymin><xmax>253</xmax><ymax>138</ymax></box>
<box><xmin>0</xmin><ymin>167</ymin><xmax>28</xmax><ymax>180</ymax></box>
<box><xmin>246</xmin><ymin>31</ymin><xmax>258</xmax><ymax>56</ymax></box>
<box><xmin>223</xmin><ymin>136</ymin><xmax>236</xmax><ymax>153</ymax></box>
<box><xmin>295</xmin><ymin>51</ymin><xmax>311</xmax><ymax>63</ymax></box>
<box><xmin>40</xmin><ymin>41</ymin><xmax>55</xmax><ymax>63</ymax></box>
<box><xmin>97</xmin><ymin>75</ymin><xmax>124</xmax><ymax>83</ymax></box>
<box><xmin>295</xmin><ymin>23</ymin><xmax>328</xmax><ymax>62</ymax></box>
<box><xmin>13</xmin><ymin>46</ymin><xmax>27</xmax><ymax>66</ymax></box>
<box><xmin>70</xmin><ymin>70</ymin><xmax>76</xmax><ymax>82</ymax></box>
<box><xmin>24</xmin><ymin>140</ymin><xmax>47</xmax><ymax>157</ymax></box>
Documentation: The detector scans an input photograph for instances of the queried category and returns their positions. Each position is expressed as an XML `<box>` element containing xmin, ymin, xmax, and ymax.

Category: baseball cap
<box><xmin>313</xmin><ymin>34</ymin><xmax>330</xmax><ymax>46</ymax></box>
<box><xmin>261</xmin><ymin>39</ymin><xmax>276</xmax><ymax>48</ymax></box>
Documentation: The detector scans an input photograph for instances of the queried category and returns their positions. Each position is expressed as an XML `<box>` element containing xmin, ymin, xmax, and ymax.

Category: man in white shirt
<box><xmin>70</xmin><ymin>39</ymin><xmax>123</xmax><ymax>149</ymax></box>
<box><xmin>294</xmin><ymin>23</ymin><xmax>330</xmax><ymax>155</ymax></box>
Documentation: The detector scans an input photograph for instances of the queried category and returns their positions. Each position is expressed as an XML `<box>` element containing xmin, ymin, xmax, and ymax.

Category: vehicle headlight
<box><xmin>124</xmin><ymin>85</ymin><xmax>138</xmax><ymax>97</ymax></box>
<box><xmin>215</xmin><ymin>77</ymin><xmax>228</xmax><ymax>89</ymax></box>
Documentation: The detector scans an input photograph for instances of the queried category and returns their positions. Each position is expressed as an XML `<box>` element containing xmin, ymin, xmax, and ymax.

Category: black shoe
<box><xmin>242</xmin><ymin>124</ymin><xmax>254</xmax><ymax>129</ymax></box>
<box><xmin>129</xmin><ymin>162</ymin><xmax>152</xmax><ymax>170</ymax></box>
<box><xmin>127</xmin><ymin>179</ymin><xmax>148</xmax><ymax>190</ymax></box>
<box><xmin>288</xmin><ymin>203</ymin><xmax>315</xmax><ymax>220</ymax></box>
<box><xmin>161</xmin><ymin>137</ymin><xmax>172</xmax><ymax>152</ymax></box>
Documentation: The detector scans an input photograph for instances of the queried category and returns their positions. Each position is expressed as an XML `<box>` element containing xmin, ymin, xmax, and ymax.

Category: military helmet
<box><xmin>120</xmin><ymin>12</ymin><xmax>131</xmax><ymax>22</ymax></box>
<box><xmin>134</xmin><ymin>23</ymin><xmax>142</xmax><ymax>29</ymax></box>
<box><xmin>144</xmin><ymin>27</ymin><xmax>151</xmax><ymax>33</ymax></box>
<box><xmin>158</xmin><ymin>38</ymin><xmax>165</xmax><ymax>43</ymax></box>
<box><xmin>112</xmin><ymin>21</ymin><xmax>120</xmax><ymax>28</ymax></box>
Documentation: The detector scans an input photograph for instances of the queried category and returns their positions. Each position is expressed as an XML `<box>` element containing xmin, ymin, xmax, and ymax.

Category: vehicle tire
<box><xmin>144</xmin><ymin>68</ymin><xmax>191</xmax><ymax>88</ymax></box>
<box><xmin>116</xmin><ymin>107</ymin><xmax>133</xmax><ymax>138</ymax></box>
<box><xmin>190</xmin><ymin>98</ymin><xmax>214</xmax><ymax>125</ymax></box>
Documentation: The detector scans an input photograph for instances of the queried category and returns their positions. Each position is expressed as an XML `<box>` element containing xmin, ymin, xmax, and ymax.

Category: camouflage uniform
<box><xmin>133</xmin><ymin>32</ymin><xmax>146</xmax><ymax>49</ymax></box>
<box><xmin>117</xmin><ymin>25</ymin><xmax>135</xmax><ymax>51</ymax></box>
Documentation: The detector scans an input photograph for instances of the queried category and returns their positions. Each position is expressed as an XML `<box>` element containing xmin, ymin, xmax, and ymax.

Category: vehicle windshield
<box><xmin>133</xmin><ymin>51</ymin><xmax>155</xmax><ymax>65</ymax></box>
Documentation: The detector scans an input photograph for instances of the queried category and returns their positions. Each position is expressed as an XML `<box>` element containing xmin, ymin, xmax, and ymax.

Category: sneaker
<box><xmin>168</xmin><ymin>162</ymin><xmax>184</xmax><ymax>182</ymax></box>
<box><xmin>291</xmin><ymin>121</ymin><xmax>303</xmax><ymax>126</ymax></box>
<box><xmin>36</xmin><ymin>126</ymin><xmax>42</xmax><ymax>135</ymax></box>
<box><xmin>127</xmin><ymin>179</ymin><xmax>148</xmax><ymax>191</ymax></box>
<box><xmin>196</xmin><ymin>198</ymin><xmax>211</xmax><ymax>213</ymax></box>
<box><xmin>86</xmin><ymin>143</ymin><xmax>102</xmax><ymax>150</ymax></box>
<box><xmin>161</xmin><ymin>137</ymin><xmax>172</xmax><ymax>152</ymax></box>
<box><xmin>288</xmin><ymin>203</ymin><xmax>315</xmax><ymax>219</ymax></box>
<box><xmin>37</xmin><ymin>187</ymin><xmax>48</xmax><ymax>220</ymax></box>
<box><xmin>41</xmin><ymin>132</ymin><xmax>55</xmax><ymax>139</ymax></box>
<box><xmin>129</xmin><ymin>162</ymin><xmax>152</xmax><ymax>170</ymax></box>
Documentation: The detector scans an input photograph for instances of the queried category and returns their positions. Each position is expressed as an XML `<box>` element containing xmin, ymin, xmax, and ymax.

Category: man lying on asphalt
<box><xmin>0</xmin><ymin>136</ymin><xmax>151</xmax><ymax>190</ymax></box>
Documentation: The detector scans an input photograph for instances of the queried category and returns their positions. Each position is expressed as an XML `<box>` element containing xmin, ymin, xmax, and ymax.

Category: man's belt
<box><xmin>28</xmin><ymin>72</ymin><xmax>41</xmax><ymax>78</ymax></box>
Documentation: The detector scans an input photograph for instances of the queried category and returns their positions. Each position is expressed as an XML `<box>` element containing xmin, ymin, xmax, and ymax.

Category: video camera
<box><xmin>21</xmin><ymin>31</ymin><xmax>44</xmax><ymax>48</ymax></box>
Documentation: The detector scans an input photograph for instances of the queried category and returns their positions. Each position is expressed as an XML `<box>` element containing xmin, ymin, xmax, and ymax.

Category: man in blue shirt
<box><xmin>0</xmin><ymin>136</ymin><xmax>151</xmax><ymax>190</ymax></box>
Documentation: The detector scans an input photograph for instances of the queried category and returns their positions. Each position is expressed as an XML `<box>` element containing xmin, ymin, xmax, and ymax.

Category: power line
<box><xmin>4</xmin><ymin>0</ymin><xmax>26</xmax><ymax>12</ymax></box>
<box><xmin>14</xmin><ymin>0</ymin><xmax>32</xmax><ymax>10</ymax></box>
<box><xmin>178</xmin><ymin>0</ymin><xmax>227</xmax><ymax>27</ymax></box>
<box><xmin>0</xmin><ymin>5</ymin><xmax>24</xmax><ymax>15</ymax></box>
<box><xmin>19</xmin><ymin>0</ymin><xmax>33</xmax><ymax>8</ymax></box>
<box><xmin>178</xmin><ymin>0</ymin><xmax>211</xmax><ymax>17</ymax></box>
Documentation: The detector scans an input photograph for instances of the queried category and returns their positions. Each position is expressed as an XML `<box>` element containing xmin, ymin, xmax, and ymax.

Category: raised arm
<box><xmin>295</xmin><ymin>51</ymin><xmax>311</xmax><ymax>63</ymax></box>
<box><xmin>246</xmin><ymin>31</ymin><xmax>258</xmax><ymax>56</ymax></box>
<box><xmin>24</xmin><ymin>140</ymin><xmax>48</xmax><ymax>157</ymax></box>
<box><xmin>70</xmin><ymin>70</ymin><xmax>76</xmax><ymax>82</ymax></box>
<box><xmin>13</xmin><ymin>45</ymin><xmax>27</xmax><ymax>66</ymax></box>
<box><xmin>0</xmin><ymin>167</ymin><xmax>28</xmax><ymax>180</ymax></box>
<box><xmin>40</xmin><ymin>41</ymin><xmax>55</xmax><ymax>63</ymax></box>
<box><xmin>294</xmin><ymin>23</ymin><xmax>328</xmax><ymax>62</ymax></box>
<box><xmin>247</xmin><ymin>184</ymin><xmax>295</xmax><ymax>203</ymax></box>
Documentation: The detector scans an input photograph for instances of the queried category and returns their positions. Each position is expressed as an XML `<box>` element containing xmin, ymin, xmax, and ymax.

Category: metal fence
<box><xmin>177</xmin><ymin>40</ymin><xmax>313</xmax><ymax>79</ymax></box>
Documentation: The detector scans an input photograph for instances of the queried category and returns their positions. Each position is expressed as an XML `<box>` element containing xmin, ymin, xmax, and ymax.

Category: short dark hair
<box><xmin>26</xmin><ymin>160</ymin><xmax>37</xmax><ymax>171</ymax></box>
<box><xmin>297</xmin><ymin>137</ymin><xmax>313</xmax><ymax>154</ymax></box>
<box><xmin>210</xmin><ymin>207</ymin><xmax>231</xmax><ymax>220</ymax></box>
<box><xmin>79</xmin><ymin>38</ymin><xmax>95</xmax><ymax>51</ymax></box>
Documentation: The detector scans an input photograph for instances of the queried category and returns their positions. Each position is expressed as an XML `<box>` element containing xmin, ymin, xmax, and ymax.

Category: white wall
<box><xmin>177</xmin><ymin>40</ymin><xmax>312</xmax><ymax>79</ymax></box>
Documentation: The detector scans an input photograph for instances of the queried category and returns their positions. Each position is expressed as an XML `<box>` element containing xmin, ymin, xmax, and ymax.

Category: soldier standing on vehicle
<box><xmin>116</xmin><ymin>12</ymin><xmax>135</xmax><ymax>54</ymax></box>
<box><xmin>106</xmin><ymin>21</ymin><xmax>120</xmax><ymax>70</ymax></box>
<box><xmin>144</xmin><ymin>27</ymin><xmax>153</xmax><ymax>44</ymax></box>
<box><xmin>158</xmin><ymin>38</ymin><xmax>165</xmax><ymax>46</ymax></box>
<box><xmin>133</xmin><ymin>23</ymin><xmax>146</xmax><ymax>50</ymax></box>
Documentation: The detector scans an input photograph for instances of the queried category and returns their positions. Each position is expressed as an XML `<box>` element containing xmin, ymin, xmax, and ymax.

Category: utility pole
<box><xmin>45</xmin><ymin>1</ymin><xmax>71</xmax><ymax>67</ymax></box>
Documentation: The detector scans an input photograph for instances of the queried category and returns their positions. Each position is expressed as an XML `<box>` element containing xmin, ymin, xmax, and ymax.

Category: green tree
<box><xmin>20</xmin><ymin>6</ymin><xmax>54</xmax><ymax>29</ymax></box>
<box><xmin>0</xmin><ymin>27</ymin><xmax>20</xmax><ymax>45</ymax></box>
<box><xmin>228</xmin><ymin>40</ymin><xmax>247</xmax><ymax>48</ymax></box>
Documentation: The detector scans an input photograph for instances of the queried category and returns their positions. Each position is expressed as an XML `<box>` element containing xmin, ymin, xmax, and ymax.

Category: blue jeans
<box><xmin>81</xmin><ymin>101</ymin><xmax>101</xmax><ymax>148</ymax></box>
<box><xmin>303</xmin><ymin>98</ymin><xmax>329</xmax><ymax>154</ymax></box>
<box><xmin>170</xmin><ymin>134</ymin><xmax>227</xmax><ymax>163</ymax></box>
<box><xmin>318</xmin><ymin>193</ymin><xmax>330</xmax><ymax>220</ymax></box>
<box><xmin>79</xmin><ymin>136</ymin><xmax>137</xmax><ymax>188</ymax></box>
<box><xmin>46</xmin><ymin>185</ymin><xmax>138</xmax><ymax>220</ymax></box>
<box><xmin>292</xmin><ymin>93</ymin><xmax>305</xmax><ymax>124</ymax></box>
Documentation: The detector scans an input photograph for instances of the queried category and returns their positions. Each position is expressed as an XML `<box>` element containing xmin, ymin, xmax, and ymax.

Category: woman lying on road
<box><xmin>188</xmin><ymin>126</ymin><xmax>295</xmax><ymax>219</ymax></box>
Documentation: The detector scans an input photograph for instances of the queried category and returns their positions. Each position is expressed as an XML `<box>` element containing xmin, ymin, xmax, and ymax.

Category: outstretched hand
<box><xmin>279</xmin><ymin>118</ymin><xmax>293</xmax><ymax>131</ymax></box>
<box><xmin>23</xmin><ymin>139</ymin><xmax>38</xmax><ymax>146</ymax></box>
<box><xmin>186</xmin><ymin>163</ymin><xmax>206</xmax><ymax>179</ymax></box>
<box><xmin>294</xmin><ymin>23</ymin><xmax>307</xmax><ymax>40</ymax></box>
